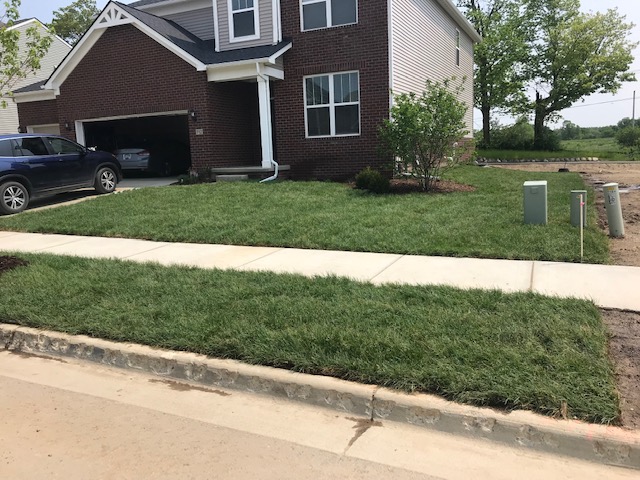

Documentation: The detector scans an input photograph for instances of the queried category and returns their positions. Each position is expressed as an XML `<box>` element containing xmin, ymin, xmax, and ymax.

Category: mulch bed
<box><xmin>0</xmin><ymin>256</ymin><xmax>29</xmax><ymax>277</ymax></box>
<box><xmin>388</xmin><ymin>178</ymin><xmax>476</xmax><ymax>194</ymax></box>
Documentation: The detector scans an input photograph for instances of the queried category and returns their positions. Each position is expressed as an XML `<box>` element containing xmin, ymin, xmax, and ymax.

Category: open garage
<box><xmin>80</xmin><ymin>113</ymin><xmax>191</xmax><ymax>177</ymax></box>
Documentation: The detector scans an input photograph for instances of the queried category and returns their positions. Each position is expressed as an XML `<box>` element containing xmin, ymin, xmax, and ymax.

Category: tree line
<box><xmin>459</xmin><ymin>0</ymin><xmax>637</xmax><ymax>150</ymax></box>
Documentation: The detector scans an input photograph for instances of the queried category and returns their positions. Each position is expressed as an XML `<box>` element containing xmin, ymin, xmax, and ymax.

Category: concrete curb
<box><xmin>2</xmin><ymin>324</ymin><xmax>639</xmax><ymax>469</ymax></box>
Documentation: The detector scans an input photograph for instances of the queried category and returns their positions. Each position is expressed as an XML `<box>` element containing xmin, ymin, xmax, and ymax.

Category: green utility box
<box><xmin>523</xmin><ymin>180</ymin><xmax>548</xmax><ymax>225</ymax></box>
<box><xmin>570</xmin><ymin>190</ymin><xmax>587</xmax><ymax>227</ymax></box>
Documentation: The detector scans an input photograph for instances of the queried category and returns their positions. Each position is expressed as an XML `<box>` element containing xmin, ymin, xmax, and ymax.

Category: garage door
<box><xmin>80</xmin><ymin>114</ymin><xmax>191</xmax><ymax>176</ymax></box>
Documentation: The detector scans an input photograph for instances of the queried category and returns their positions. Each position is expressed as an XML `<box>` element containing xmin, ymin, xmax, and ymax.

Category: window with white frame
<box><xmin>305</xmin><ymin>71</ymin><xmax>360</xmax><ymax>137</ymax></box>
<box><xmin>301</xmin><ymin>0</ymin><xmax>357</xmax><ymax>31</ymax></box>
<box><xmin>456</xmin><ymin>30</ymin><xmax>461</xmax><ymax>66</ymax></box>
<box><xmin>229</xmin><ymin>0</ymin><xmax>259</xmax><ymax>40</ymax></box>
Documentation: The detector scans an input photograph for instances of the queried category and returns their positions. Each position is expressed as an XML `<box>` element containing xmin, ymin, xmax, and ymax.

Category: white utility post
<box><xmin>603</xmin><ymin>183</ymin><xmax>625</xmax><ymax>238</ymax></box>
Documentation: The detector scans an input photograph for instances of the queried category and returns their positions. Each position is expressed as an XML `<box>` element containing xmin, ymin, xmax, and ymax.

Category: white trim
<box><xmin>300</xmin><ymin>0</ymin><xmax>358</xmax><ymax>32</ymax></box>
<box><xmin>228</xmin><ymin>0</ymin><xmax>260</xmax><ymax>43</ymax></box>
<box><xmin>303</xmin><ymin>70</ymin><xmax>361</xmax><ymax>138</ymax></box>
<box><xmin>213</xmin><ymin>0</ymin><xmax>221</xmax><ymax>52</ymax></box>
<box><xmin>205</xmin><ymin>42</ymin><xmax>291</xmax><ymax>82</ymax></box>
<box><xmin>74</xmin><ymin>110</ymin><xmax>189</xmax><ymax>147</ymax></box>
<box><xmin>12</xmin><ymin>89</ymin><xmax>57</xmax><ymax>103</ymax></box>
<box><xmin>26</xmin><ymin>123</ymin><xmax>60</xmax><ymax>134</ymax></box>
<box><xmin>45</xmin><ymin>1</ymin><xmax>207</xmax><ymax>92</ymax></box>
<box><xmin>436</xmin><ymin>0</ymin><xmax>481</xmax><ymax>43</ymax></box>
<box><xmin>79</xmin><ymin>109</ymin><xmax>189</xmax><ymax>124</ymax></box>
<box><xmin>257</xmin><ymin>73</ymin><xmax>273</xmax><ymax>168</ymax></box>
<box><xmin>7</xmin><ymin>18</ymin><xmax>73</xmax><ymax>49</ymax></box>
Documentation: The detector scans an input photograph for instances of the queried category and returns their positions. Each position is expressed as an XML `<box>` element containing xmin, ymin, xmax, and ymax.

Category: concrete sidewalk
<box><xmin>1</xmin><ymin>230</ymin><xmax>638</xmax><ymax>311</ymax></box>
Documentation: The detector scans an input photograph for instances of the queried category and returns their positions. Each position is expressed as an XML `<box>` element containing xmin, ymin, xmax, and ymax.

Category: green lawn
<box><xmin>0</xmin><ymin>253</ymin><xmax>620</xmax><ymax>423</ymax></box>
<box><xmin>479</xmin><ymin>137</ymin><xmax>632</xmax><ymax>161</ymax></box>
<box><xmin>0</xmin><ymin>167</ymin><xmax>609</xmax><ymax>263</ymax></box>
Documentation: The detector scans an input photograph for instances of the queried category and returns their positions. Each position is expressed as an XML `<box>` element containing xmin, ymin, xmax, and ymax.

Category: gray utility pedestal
<box><xmin>603</xmin><ymin>183</ymin><xmax>625</xmax><ymax>237</ymax></box>
<box><xmin>523</xmin><ymin>181</ymin><xmax>548</xmax><ymax>225</ymax></box>
<box><xmin>570</xmin><ymin>190</ymin><xmax>587</xmax><ymax>227</ymax></box>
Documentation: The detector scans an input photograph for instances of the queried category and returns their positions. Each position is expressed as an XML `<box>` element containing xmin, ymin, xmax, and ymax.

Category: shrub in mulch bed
<box><xmin>0</xmin><ymin>256</ymin><xmax>29</xmax><ymax>276</ymax></box>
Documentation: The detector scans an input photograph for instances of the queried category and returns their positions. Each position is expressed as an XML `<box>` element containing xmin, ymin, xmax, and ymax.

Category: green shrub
<box><xmin>355</xmin><ymin>167</ymin><xmax>390</xmax><ymax>194</ymax></box>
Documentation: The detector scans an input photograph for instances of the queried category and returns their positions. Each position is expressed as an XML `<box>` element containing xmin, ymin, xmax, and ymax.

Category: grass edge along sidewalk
<box><xmin>0</xmin><ymin>252</ymin><xmax>620</xmax><ymax>424</ymax></box>
<box><xmin>0</xmin><ymin>167</ymin><xmax>610</xmax><ymax>264</ymax></box>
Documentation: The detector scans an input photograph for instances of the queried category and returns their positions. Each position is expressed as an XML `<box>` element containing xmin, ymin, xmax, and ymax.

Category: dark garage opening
<box><xmin>83</xmin><ymin>114</ymin><xmax>191</xmax><ymax>177</ymax></box>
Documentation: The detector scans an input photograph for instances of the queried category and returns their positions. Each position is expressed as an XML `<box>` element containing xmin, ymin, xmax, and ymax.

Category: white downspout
<box><xmin>257</xmin><ymin>63</ymin><xmax>279</xmax><ymax>182</ymax></box>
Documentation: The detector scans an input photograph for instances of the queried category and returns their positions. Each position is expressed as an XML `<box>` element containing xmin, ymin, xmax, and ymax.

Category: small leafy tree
<box><xmin>616</xmin><ymin>126</ymin><xmax>640</xmax><ymax>159</ymax></box>
<box><xmin>49</xmin><ymin>0</ymin><xmax>99</xmax><ymax>45</ymax></box>
<box><xmin>1</xmin><ymin>0</ymin><xmax>53</xmax><ymax>106</ymax></box>
<box><xmin>379</xmin><ymin>79</ymin><xmax>469</xmax><ymax>192</ymax></box>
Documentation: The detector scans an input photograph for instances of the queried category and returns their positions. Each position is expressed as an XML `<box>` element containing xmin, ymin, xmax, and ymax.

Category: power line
<box><xmin>563</xmin><ymin>97</ymin><xmax>634</xmax><ymax>110</ymax></box>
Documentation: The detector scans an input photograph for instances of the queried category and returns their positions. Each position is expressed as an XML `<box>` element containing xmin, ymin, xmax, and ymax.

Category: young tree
<box><xmin>525</xmin><ymin>0</ymin><xmax>637</xmax><ymax>149</ymax></box>
<box><xmin>458</xmin><ymin>0</ymin><xmax>531</xmax><ymax>147</ymax></box>
<box><xmin>49</xmin><ymin>0</ymin><xmax>99</xmax><ymax>45</ymax></box>
<box><xmin>379</xmin><ymin>79</ymin><xmax>469</xmax><ymax>192</ymax></box>
<box><xmin>0</xmin><ymin>0</ymin><xmax>52</xmax><ymax>105</ymax></box>
<box><xmin>616</xmin><ymin>126</ymin><xmax>640</xmax><ymax>159</ymax></box>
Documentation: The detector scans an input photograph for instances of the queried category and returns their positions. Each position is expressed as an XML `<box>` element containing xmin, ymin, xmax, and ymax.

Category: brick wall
<box><xmin>273</xmin><ymin>0</ymin><xmax>391</xmax><ymax>180</ymax></box>
<box><xmin>17</xmin><ymin>100</ymin><xmax>59</xmax><ymax>130</ymax></box>
<box><xmin>55</xmin><ymin>25</ymin><xmax>259</xmax><ymax>169</ymax></box>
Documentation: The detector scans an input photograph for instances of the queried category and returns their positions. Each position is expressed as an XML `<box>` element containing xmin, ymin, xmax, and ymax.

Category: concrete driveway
<box><xmin>118</xmin><ymin>177</ymin><xmax>178</xmax><ymax>189</ymax></box>
<box><xmin>22</xmin><ymin>177</ymin><xmax>177</xmax><ymax>213</ymax></box>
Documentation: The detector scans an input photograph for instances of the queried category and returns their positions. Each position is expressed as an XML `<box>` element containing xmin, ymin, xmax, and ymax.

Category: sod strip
<box><xmin>0</xmin><ymin>253</ymin><xmax>619</xmax><ymax>423</ymax></box>
<box><xmin>0</xmin><ymin>167</ymin><xmax>609</xmax><ymax>264</ymax></box>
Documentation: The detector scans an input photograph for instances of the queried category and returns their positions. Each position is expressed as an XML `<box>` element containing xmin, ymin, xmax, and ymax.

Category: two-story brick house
<box><xmin>14</xmin><ymin>0</ymin><xmax>479</xmax><ymax>179</ymax></box>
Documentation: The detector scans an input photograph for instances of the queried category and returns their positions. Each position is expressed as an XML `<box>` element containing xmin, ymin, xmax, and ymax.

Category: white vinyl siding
<box><xmin>0</xmin><ymin>22</ymin><xmax>70</xmax><ymax>133</ymax></box>
<box><xmin>165</xmin><ymin>7</ymin><xmax>215</xmax><ymax>40</ymax></box>
<box><xmin>391</xmin><ymin>0</ymin><xmax>474</xmax><ymax>136</ymax></box>
<box><xmin>217</xmin><ymin>0</ymin><xmax>273</xmax><ymax>50</ymax></box>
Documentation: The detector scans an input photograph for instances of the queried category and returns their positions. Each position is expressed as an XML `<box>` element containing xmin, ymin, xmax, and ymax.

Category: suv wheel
<box><xmin>95</xmin><ymin>167</ymin><xmax>117</xmax><ymax>194</ymax></box>
<box><xmin>0</xmin><ymin>181</ymin><xmax>29</xmax><ymax>215</ymax></box>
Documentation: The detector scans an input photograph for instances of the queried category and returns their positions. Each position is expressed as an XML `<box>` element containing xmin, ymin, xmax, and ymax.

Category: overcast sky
<box><xmin>17</xmin><ymin>0</ymin><xmax>640</xmax><ymax>129</ymax></box>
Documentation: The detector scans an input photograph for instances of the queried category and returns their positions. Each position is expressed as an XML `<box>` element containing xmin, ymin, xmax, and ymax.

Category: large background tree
<box><xmin>49</xmin><ymin>0</ymin><xmax>99</xmax><ymax>46</ymax></box>
<box><xmin>525</xmin><ymin>0</ymin><xmax>636</xmax><ymax>149</ymax></box>
<box><xmin>0</xmin><ymin>0</ymin><xmax>52</xmax><ymax>105</ymax></box>
<box><xmin>458</xmin><ymin>0</ymin><xmax>531</xmax><ymax>147</ymax></box>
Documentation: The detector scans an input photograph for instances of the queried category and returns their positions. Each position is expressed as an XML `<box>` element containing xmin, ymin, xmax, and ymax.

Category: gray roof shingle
<box><xmin>14</xmin><ymin>80</ymin><xmax>47</xmax><ymax>94</ymax></box>
<box><xmin>115</xmin><ymin>2</ymin><xmax>291</xmax><ymax>65</ymax></box>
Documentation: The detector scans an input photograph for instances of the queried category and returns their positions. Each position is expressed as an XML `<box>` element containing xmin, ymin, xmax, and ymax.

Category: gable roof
<box><xmin>43</xmin><ymin>1</ymin><xmax>291</xmax><ymax>95</ymax></box>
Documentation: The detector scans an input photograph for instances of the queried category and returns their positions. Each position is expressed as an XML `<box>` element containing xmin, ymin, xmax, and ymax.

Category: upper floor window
<box><xmin>229</xmin><ymin>0</ymin><xmax>259</xmax><ymax>41</ymax></box>
<box><xmin>456</xmin><ymin>30</ymin><xmax>461</xmax><ymax>67</ymax></box>
<box><xmin>305</xmin><ymin>71</ymin><xmax>360</xmax><ymax>137</ymax></box>
<box><xmin>301</xmin><ymin>0</ymin><xmax>357</xmax><ymax>31</ymax></box>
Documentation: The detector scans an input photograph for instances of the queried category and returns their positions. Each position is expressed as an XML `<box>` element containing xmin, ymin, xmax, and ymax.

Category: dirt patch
<box><xmin>602</xmin><ymin>309</ymin><xmax>640</xmax><ymax>429</ymax></box>
<box><xmin>497</xmin><ymin>162</ymin><xmax>640</xmax><ymax>266</ymax></box>
<box><xmin>0</xmin><ymin>256</ymin><xmax>29</xmax><ymax>277</ymax></box>
<box><xmin>388</xmin><ymin>178</ymin><xmax>476</xmax><ymax>194</ymax></box>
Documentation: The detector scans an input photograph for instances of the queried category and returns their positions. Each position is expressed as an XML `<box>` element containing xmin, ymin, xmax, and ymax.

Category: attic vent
<box><xmin>97</xmin><ymin>5</ymin><xmax>131</xmax><ymax>27</ymax></box>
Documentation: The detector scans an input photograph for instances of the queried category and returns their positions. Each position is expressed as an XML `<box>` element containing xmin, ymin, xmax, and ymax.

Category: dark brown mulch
<box><xmin>0</xmin><ymin>256</ymin><xmax>29</xmax><ymax>277</ymax></box>
<box><xmin>388</xmin><ymin>178</ymin><xmax>476</xmax><ymax>195</ymax></box>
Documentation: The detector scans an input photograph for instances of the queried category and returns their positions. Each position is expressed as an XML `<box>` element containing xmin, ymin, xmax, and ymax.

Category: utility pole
<box><xmin>633</xmin><ymin>91</ymin><xmax>636</xmax><ymax>127</ymax></box>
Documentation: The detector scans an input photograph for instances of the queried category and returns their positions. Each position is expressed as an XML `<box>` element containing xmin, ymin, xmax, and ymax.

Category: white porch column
<box><xmin>257</xmin><ymin>75</ymin><xmax>274</xmax><ymax>169</ymax></box>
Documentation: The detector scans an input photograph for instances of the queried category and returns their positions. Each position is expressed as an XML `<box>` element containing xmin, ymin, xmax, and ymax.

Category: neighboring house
<box><xmin>0</xmin><ymin>19</ymin><xmax>71</xmax><ymax>134</ymax></box>
<box><xmin>13</xmin><ymin>0</ymin><xmax>479</xmax><ymax>179</ymax></box>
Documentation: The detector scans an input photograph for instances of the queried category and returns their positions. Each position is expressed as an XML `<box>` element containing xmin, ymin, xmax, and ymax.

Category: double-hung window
<box><xmin>301</xmin><ymin>0</ymin><xmax>357</xmax><ymax>31</ymax></box>
<box><xmin>305</xmin><ymin>71</ymin><xmax>360</xmax><ymax>137</ymax></box>
<box><xmin>229</xmin><ymin>0</ymin><xmax>259</xmax><ymax>41</ymax></box>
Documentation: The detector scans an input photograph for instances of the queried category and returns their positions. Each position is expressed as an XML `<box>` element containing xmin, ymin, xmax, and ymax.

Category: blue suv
<box><xmin>0</xmin><ymin>134</ymin><xmax>122</xmax><ymax>214</ymax></box>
